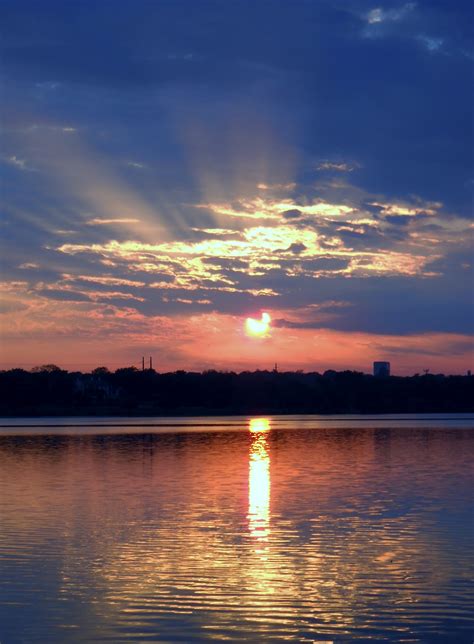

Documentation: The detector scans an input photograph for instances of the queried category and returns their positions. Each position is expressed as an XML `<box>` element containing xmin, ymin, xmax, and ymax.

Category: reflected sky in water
<box><xmin>0</xmin><ymin>416</ymin><xmax>473</xmax><ymax>642</ymax></box>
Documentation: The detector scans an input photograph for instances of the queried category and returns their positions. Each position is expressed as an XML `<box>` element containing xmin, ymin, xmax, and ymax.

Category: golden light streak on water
<box><xmin>248</xmin><ymin>418</ymin><xmax>271</xmax><ymax>541</ymax></box>
<box><xmin>249</xmin><ymin>417</ymin><xmax>271</xmax><ymax>434</ymax></box>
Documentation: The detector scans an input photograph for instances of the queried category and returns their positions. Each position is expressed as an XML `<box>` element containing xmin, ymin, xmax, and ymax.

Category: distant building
<box><xmin>373</xmin><ymin>361</ymin><xmax>390</xmax><ymax>377</ymax></box>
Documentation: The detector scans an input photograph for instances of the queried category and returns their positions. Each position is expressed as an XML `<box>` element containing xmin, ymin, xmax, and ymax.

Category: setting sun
<box><xmin>245</xmin><ymin>312</ymin><xmax>271</xmax><ymax>337</ymax></box>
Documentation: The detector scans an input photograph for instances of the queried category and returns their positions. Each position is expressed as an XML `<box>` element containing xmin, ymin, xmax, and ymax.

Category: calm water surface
<box><xmin>0</xmin><ymin>415</ymin><xmax>473</xmax><ymax>643</ymax></box>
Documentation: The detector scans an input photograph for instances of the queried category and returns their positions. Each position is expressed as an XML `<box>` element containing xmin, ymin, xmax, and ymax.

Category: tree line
<box><xmin>0</xmin><ymin>365</ymin><xmax>472</xmax><ymax>416</ymax></box>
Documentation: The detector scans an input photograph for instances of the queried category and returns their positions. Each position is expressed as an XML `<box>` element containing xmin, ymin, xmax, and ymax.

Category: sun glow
<box><xmin>245</xmin><ymin>312</ymin><xmax>271</xmax><ymax>337</ymax></box>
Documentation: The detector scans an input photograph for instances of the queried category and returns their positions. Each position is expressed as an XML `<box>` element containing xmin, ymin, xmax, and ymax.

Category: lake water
<box><xmin>0</xmin><ymin>415</ymin><xmax>473</xmax><ymax>643</ymax></box>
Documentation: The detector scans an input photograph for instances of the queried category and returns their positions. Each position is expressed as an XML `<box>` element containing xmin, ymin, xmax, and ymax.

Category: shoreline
<box><xmin>2</xmin><ymin>411</ymin><xmax>474</xmax><ymax>426</ymax></box>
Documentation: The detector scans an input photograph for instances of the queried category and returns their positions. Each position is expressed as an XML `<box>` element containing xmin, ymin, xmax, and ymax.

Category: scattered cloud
<box><xmin>3</xmin><ymin>155</ymin><xmax>33</xmax><ymax>171</ymax></box>
<box><xmin>257</xmin><ymin>182</ymin><xmax>297</xmax><ymax>191</ymax></box>
<box><xmin>166</xmin><ymin>52</ymin><xmax>196</xmax><ymax>61</ymax></box>
<box><xmin>366</xmin><ymin>3</ymin><xmax>416</xmax><ymax>26</ymax></box>
<box><xmin>18</xmin><ymin>262</ymin><xmax>40</xmax><ymax>269</ymax></box>
<box><xmin>125</xmin><ymin>161</ymin><xmax>147</xmax><ymax>169</ymax></box>
<box><xmin>62</xmin><ymin>274</ymin><xmax>146</xmax><ymax>288</ymax></box>
<box><xmin>55</xmin><ymin>217</ymin><xmax>440</xmax><ymax>284</ymax></box>
<box><xmin>37</xmin><ymin>284</ymin><xmax>146</xmax><ymax>303</ymax></box>
<box><xmin>197</xmin><ymin>197</ymin><xmax>355</xmax><ymax>221</ymax></box>
<box><xmin>35</xmin><ymin>81</ymin><xmax>60</xmax><ymax>90</ymax></box>
<box><xmin>85</xmin><ymin>218</ymin><xmax>141</xmax><ymax>226</ymax></box>
<box><xmin>369</xmin><ymin>200</ymin><xmax>442</xmax><ymax>218</ymax></box>
<box><xmin>317</xmin><ymin>162</ymin><xmax>359</xmax><ymax>173</ymax></box>
<box><xmin>417</xmin><ymin>35</ymin><xmax>444</xmax><ymax>52</ymax></box>
<box><xmin>21</xmin><ymin>123</ymin><xmax>77</xmax><ymax>134</ymax></box>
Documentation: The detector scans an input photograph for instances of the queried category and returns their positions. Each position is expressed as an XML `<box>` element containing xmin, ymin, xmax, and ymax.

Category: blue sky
<box><xmin>0</xmin><ymin>0</ymin><xmax>472</xmax><ymax>372</ymax></box>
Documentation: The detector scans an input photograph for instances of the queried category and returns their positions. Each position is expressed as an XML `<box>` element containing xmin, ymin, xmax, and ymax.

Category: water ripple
<box><xmin>0</xmin><ymin>418</ymin><xmax>473</xmax><ymax>642</ymax></box>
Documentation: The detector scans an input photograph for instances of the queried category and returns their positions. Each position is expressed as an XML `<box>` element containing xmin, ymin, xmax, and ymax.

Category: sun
<box><xmin>245</xmin><ymin>312</ymin><xmax>271</xmax><ymax>337</ymax></box>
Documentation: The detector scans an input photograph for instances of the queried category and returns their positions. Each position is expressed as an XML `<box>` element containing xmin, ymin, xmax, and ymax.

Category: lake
<box><xmin>0</xmin><ymin>415</ymin><xmax>473</xmax><ymax>642</ymax></box>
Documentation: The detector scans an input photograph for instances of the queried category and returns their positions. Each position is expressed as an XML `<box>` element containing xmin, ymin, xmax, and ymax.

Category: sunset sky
<box><xmin>1</xmin><ymin>0</ymin><xmax>472</xmax><ymax>374</ymax></box>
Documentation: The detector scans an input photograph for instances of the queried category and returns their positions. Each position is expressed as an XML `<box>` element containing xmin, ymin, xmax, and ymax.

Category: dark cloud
<box><xmin>282</xmin><ymin>209</ymin><xmax>303</xmax><ymax>220</ymax></box>
<box><xmin>373</xmin><ymin>338</ymin><xmax>474</xmax><ymax>358</ymax></box>
<box><xmin>336</xmin><ymin>227</ymin><xmax>388</xmax><ymax>247</ymax></box>
<box><xmin>299</xmin><ymin>257</ymin><xmax>350</xmax><ymax>271</ymax></box>
<box><xmin>384</xmin><ymin>216</ymin><xmax>413</xmax><ymax>226</ymax></box>
<box><xmin>287</xmin><ymin>243</ymin><xmax>307</xmax><ymax>254</ymax></box>
<box><xmin>35</xmin><ymin>289</ymin><xmax>92</xmax><ymax>302</ymax></box>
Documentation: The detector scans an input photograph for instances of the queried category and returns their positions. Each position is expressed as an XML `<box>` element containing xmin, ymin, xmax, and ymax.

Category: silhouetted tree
<box><xmin>0</xmin><ymin>368</ymin><xmax>472</xmax><ymax>416</ymax></box>
<box><xmin>31</xmin><ymin>364</ymin><xmax>63</xmax><ymax>373</ymax></box>
<box><xmin>92</xmin><ymin>367</ymin><xmax>110</xmax><ymax>375</ymax></box>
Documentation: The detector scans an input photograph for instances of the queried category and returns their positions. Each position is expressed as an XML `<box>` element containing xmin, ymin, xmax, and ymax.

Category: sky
<box><xmin>0</xmin><ymin>0</ymin><xmax>473</xmax><ymax>374</ymax></box>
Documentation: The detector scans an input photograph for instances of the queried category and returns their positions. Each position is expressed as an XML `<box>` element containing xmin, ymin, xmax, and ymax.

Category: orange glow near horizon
<box><xmin>245</xmin><ymin>312</ymin><xmax>271</xmax><ymax>337</ymax></box>
<box><xmin>248</xmin><ymin>418</ymin><xmax>271</xmax><ymax>541</ymax></box>
<box><xmin>0</xmin><ymin>296</ymin><xmax>471</xmax><ymax>375</ymax></box>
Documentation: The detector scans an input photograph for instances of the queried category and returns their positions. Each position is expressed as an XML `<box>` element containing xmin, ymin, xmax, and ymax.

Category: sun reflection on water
<box><xmin>248</xmin><ymin>418</ymin><xmax>271</xmax><ymax>542</ymax></box>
